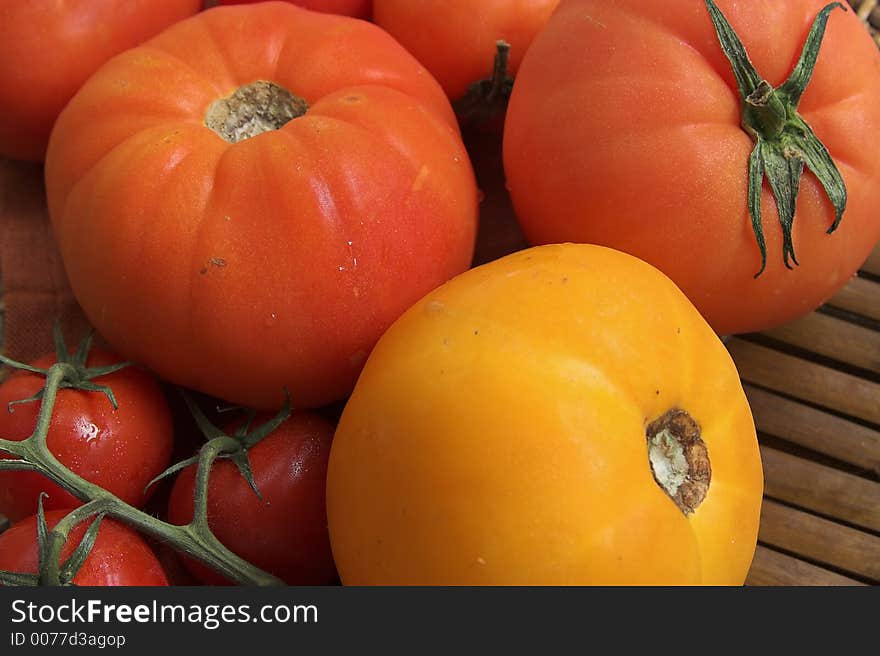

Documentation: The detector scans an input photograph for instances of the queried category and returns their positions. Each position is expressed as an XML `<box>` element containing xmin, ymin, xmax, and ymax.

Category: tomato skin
<box><xmin>0</xmin><ymin>0</ymin><xmax>201</xmax><ymax>162</ymax></box>
<box><xmin>0</xmin><ymin>510</ymin><xmax>168</xmax><ymax>586</ymax></box>
<box><xmin>217</xmin><ymin>0</ymin><xmax>371</xmax><ymax>19</ymax></box>
<box><xmin>0</xmin><ymin>350</ymin><xmax>174</xmax><ymax>523</ymax></box>
<box><xmin>327</xmin><ymin>244</ymin><xmax>763</xmax><ymax>585</ymax></box>
<box><xmin>167</xmin><ymin>413</ymin><xmax>337</xmax><ymax>585</ymax></box>
<box><xmin>373</xmin><ymin>0</ymin><xmax>561</xmax><ymax>102</ymax></box>
<box><xmin>503</xmin><ymin>0</ymin><xmax>880</xmax><ymax>336</ymax></box>
<box><xmin>45</xmin><ymin>3</ymin><xmax>478</xmax><ymax>410</ymax></box>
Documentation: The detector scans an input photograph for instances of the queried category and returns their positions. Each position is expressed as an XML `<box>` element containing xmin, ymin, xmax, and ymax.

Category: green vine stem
<box><xmin>705</xmin><ymin>0</ymin><xmax>848</xmax><ymax>276</ymax></box>
<box><xmin>0</xmin><ymin>352</ymin><xmax>285</xmax><ymax>586</ymax></box>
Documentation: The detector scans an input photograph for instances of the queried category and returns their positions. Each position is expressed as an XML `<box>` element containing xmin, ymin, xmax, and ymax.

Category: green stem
<box><xmin>705</xmin><ymin>0</ymin><xmax>847</xmax><ymax>276</ymax></box>
<box><xmin>453</xmin><ymin>40</ymin><xmax>514</xmax><ymax>123</ymax></box>
<box><xmin>41</xmin><ymin>499</ymin><xmax>110</xmax><ymax>586</ymax></box>
<box><xmin>0</xmin><ymin>362</ymin><xmax>284</xmax><ymax>586</ymax></box>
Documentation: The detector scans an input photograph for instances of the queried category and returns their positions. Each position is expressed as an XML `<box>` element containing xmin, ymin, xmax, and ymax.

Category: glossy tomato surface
<box><xmin>0</xmin><ymin>350</ymin><xmax>174</xmax><ymax>522</ymax></box>
<box><xmin>0</xmin><ymin>510</ymin><xmax>168</xmax><ymax>586</ymax></box>
<box><xmin>327</xmin><ymin>244</ymin><xmax>763</xmax><ymax>585</ymax></box>
<box><xmin>503</xmin><ymin>0</ymin><xmax>880</xmax><ymax>335</ymax></box>
<box><xmin>0</xmin><ymin>0</ymin><xmax>201</xmax><ymax>161</ymax></box>
<box><xmin>217</xmin><ymin>0</ymin><xmax>371</xmax><ymax>18</ymax></box>
<box><xmin>45</xmin><ymin>3</ymin><xmax>478</xmax><ymax>410</ymax></box>
<box><xmin>167</xmin><ymin>413</ymin><xmax>337</xmax><ymax>585</ymax></box>
<box><xmin>374</xmin><ymin>0</ymin><xmax>560</xmax><ymax>101</ymax></box>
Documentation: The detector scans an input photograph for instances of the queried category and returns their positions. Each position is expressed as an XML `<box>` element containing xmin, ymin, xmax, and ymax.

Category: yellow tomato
<box><xmin>327</xmin><ymin>244</ymin><xmax>763</xmax><ymax>585</ymax></box>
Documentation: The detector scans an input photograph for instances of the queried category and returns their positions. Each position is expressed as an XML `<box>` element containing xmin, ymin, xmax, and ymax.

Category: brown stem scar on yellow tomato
<box><xmin>646</xmin><ymin>409</ymin><xmax>711</xmax><ymax>516</ymax></box>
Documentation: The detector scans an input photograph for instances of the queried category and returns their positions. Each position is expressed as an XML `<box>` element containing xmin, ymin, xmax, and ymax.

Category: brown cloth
<box><xmin>0</xmin><ymin>159</ymin><xmax>91</xmax><ymax>368</ymax></box>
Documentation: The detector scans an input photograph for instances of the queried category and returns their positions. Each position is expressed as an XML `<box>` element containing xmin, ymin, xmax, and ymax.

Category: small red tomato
<box><xmin>167</xmin><ymin>413</ymin><xmax>337</xmax><ymax>585</ymax></box>
<box><xmin>0</xmin><ymin>350</ymin><xmax>174</xmax><ymax>522</ymax></box>
<box><xmin>216</xmin><ymin>0</ymin><xmax>371</xmax><ymax>19</ymax></box>
<box><xmin>0</xmin><ymin>510</ymin><xmax>168</xmax><ymax>586</ymax></box>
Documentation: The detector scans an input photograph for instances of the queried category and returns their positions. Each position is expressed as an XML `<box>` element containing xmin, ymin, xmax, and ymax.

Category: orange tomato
<box><xmin>45</xmin><ymin>2</ymin><xmax>478</xmax><ymax>410</ymax></box>
<box><xmin>503</xmin><ymin>0</ymin><xmax>880</xmax><ymax>335</ymax></box>
<box><xmin>0</xmin><ymin>0</ymin><xmax>201</xmax><ymax>161</ymax></box>
<box><xmin>373</xmin><ymin>0</ymin><xmax>561</xmax><ymax>102</ymax></box>
<box><xmin>327</xmin><ymin>244</ymin><xmax>763</xmax><ymax>585</ymax></box>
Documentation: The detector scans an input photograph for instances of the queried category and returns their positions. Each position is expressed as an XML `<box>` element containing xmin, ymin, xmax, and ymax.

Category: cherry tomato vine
<box><xmin>0</xmin><ymin>327</ymin><xmax>286</xmax><ymax>586</ymax></box>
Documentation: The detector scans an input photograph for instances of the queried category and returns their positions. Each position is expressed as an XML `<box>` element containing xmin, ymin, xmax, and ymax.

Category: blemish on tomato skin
<box><xmin>411</xmin><ymin>165</ymin><xmax>429</xmax><ymax>192</ymax></box>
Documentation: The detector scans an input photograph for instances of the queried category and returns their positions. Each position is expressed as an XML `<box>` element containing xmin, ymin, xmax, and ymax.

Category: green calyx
<box><xmin>146</xmin><ymin>391</ymin><xmax>292</xmax><ymax>505</ymax></box>
<box><xmin>705</xmin><ymin>0</ymin><xmax>847</xmax><ymax>277</ymax></box>
<box><xmin>0</xmin><ymin>324</ymin><xmax>131</xmax><ymax>411</ymax></box>
<box><xmin>0</xmin><ymin>326</ymin><xmax>288</xmax><ymax>586</ymax></box>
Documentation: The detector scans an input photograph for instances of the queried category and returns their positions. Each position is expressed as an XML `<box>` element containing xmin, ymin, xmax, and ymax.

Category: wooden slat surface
<box><xmin>761</xmin><ymin>446</ymin><xmax>880</xmax><ymax>533</ymax></box>
<box><xmin>862</xmin><ymin>248</ymin><xmax>880</xmax><ymax>277</ymax></box>
<box><xmin>758</xmin><ymin>500</ymin><xmax>880</xmax><ymax>581</ymax></box>
<box><xmin>828</xmin><ymin>276</ymin><xmax>880</xmax><ymax>322</ymax></box>
<box><xmin>728</xmin><ymin>339</ymin><xmax>880</xmax><ymax>425</ymax></box>
<box><xmin>746</xmin><ymin>546</ymin><xmax>866</xmax><ymax>586</ymax></box>
<box><xmin>744</xmin><ymin>385</ymin><xmax>880</xmax><ymax>474</ymax></box>
<box><xmin>761</xmin><ymin>311</ymin><xmax>880</xmax><ymax>373</ymax></box>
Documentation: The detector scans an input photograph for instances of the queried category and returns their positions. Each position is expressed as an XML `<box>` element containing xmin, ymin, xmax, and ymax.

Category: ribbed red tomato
<box><xmin>45</xmin><ymin>3</ymin><xmax>478</xmax><ymax>410</ymax></box>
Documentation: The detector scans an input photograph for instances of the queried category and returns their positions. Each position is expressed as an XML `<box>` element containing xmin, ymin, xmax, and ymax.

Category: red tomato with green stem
<box><xmin>0</xmin><ymin>510</ymin><xmax>168</xmax><ymax>586</ymax></box>
<box><xmin>167</xmin><ymin>412</ymin><xmax>337</xmax><ymax>585</ymax></box>
<box><xmin>0</xmin><ymin>0</ymin><xmax>202</xmax><ymax>161</ymax></box>
<box><xmin>503</xmin><ymin>0</ymin><xmax>880</xmax><ymax>335</ymax></box>
<box><xmin>0</xmin><ymin>349</ymin><xmax>174</xmax><ymax>522</ymax></box>
<box><xmin>216</xmin><ymin>0</ymin><xmax>371</xmax><ymax>19</ymax></box>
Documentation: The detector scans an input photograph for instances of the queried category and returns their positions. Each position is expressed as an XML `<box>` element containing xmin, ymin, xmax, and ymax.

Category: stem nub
<box><xmin>206</xmin><ymin>80</ymin><xmax>308</xmax><ymax>144</ymax></box>
<box><xmin>646</xmin><ymin>409</ymin><xmax>711</xmax><ymax>516</ymax></box>
<box><xmin>453</xmin><ymin>40</ymin><xmax>514</xmax><ymax>124</ymax></box>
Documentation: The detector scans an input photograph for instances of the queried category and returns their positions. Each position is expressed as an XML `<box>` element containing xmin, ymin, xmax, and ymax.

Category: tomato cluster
<box><xmin>1</xmin><ymin>0</ymin><xmax>878</xmax><ymax>586</ymax></box>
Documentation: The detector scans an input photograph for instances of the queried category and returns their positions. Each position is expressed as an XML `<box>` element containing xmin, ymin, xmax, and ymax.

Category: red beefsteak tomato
<box><xmin>504</xmin><ymin>0</ymin><xmax>880</xmax><ymax>335</ymax></box>
<box><xmin>45</xmin><ymin>2</ymin><xmax>478</xmax><ymax>410</ymax></box>
<box><xmin>0</xmin><ymin>0</ymin><xmax>201</xmax><ymax>161</ymax></box>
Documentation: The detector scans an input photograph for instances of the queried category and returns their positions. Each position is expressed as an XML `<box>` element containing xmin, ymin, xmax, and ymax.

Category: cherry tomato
<box><xmin>0</xmin><ymin>349</ymin><xmax>174</xmax><ymax>522</ymax></box>
<box><xmin>167</xmin><ymin>412</ymin><xmax>337</xmax><ymax>585</ymax></box>
<box><xmin>0</xmin><ymin>510</ymin><xmax>168</xmax><ymax>586</ymax></box>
